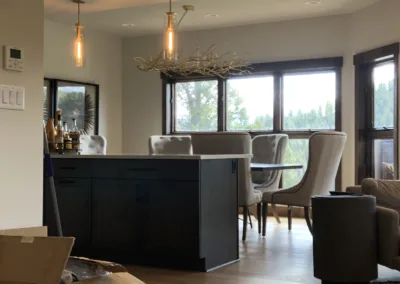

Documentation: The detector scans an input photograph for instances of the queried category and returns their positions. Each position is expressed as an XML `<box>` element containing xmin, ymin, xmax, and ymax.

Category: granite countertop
<box><xmin>51</xmin><ymin>154</ymin><xmax>252</xmax><ymax>160</ymax></box>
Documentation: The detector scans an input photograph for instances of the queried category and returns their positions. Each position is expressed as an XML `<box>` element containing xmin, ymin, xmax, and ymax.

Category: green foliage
<box><xmin>57</xmin><ymin>91</ymin><xmax>85</xmax><ymax>130</ymax></box>
<box><xmin>374</xmin><ymin>80</ymin><xmax>394</xmax><ymax>128</ymax></box>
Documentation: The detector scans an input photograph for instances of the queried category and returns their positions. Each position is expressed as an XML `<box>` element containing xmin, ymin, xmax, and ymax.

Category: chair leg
<box><xmin>288</xmin><ymin>206</ymin><xmax>293</xmax><ymax>231</ymax></box>
<box><xmin>248</xmin><ymin>208</ymin><xmax>253</xmax><ymax>229</ymax></box>
<box><xmin>262</xmin><ymin>202</ymin><xmax>268</xmax><ymax>237</ymax></box>
<box><xmin>271</xmin><ymin>204</ymin><xmax>281</xmax><ymax>224</ymax></box>
<box><xmin>257</xmin><ymin>203</ymin><xmax>262</xmax><ymax>234</ymax></box>
<box><xmin>242</xmin><ymin>206</ymin><xmax>248</xmax><ymax>241</ymax></box>
<box><xmin>304</xmin><ymin>207</ymin><xmax>313</xmax><ymax>235</ymax></box>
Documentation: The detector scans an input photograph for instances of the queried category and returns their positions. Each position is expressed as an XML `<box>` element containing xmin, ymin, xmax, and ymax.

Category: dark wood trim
<box><xmin>250</xmin><ymin>57</ymin><xmax>343</xmax><ymax>75</ymax></box>
<box><xmin>354</xmin><ymin>44</ymin><xmax>399</xmax><ymax>183</ymax></box>
<box><xmin>273</xmin><ymin>73</ymin><xmax>282</xmax><ymax>132</ymax></box>
<box><xmin>394</xmin><ymin>55</ymin><xmax>399</xmax><ymax>179</ymax></box>
<box><xmin>354</xmin><ymin>43</ymin><xmax>399</xmax><ymax>66</ymax></box>
<box><xmin>335</xmin><ymin>66</ymin><xmax>343</xmax><ymax>190</ymax></box>
<box><xmin>218</xmin><ymin>78</ymin><xmax>226</xmax><ymax>131</ymax></box>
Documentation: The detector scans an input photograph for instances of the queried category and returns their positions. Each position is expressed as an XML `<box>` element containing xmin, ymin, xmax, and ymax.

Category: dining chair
<box><xmin>148</xmin><ymin>135</ymin><xmax>193</xmax><ymax>155</ymax></box>
<box><xmin>191</xmin><ymin>132</ymin><xmax>262</xmax><ymax>241</ymax></box>
<box><xmin>80</xmin><ymin>135</ymin><xmax>107</xmax><ymax>155</ymax></box>
<box><xmin>260</xmin><ymin>131</ymin><xmax>347</xmax><ymax>236</ymax></box>
<box><xmin>252</xmin><ymin>134</ymin><xmax>289</xmax><ymax>224</ymax></box>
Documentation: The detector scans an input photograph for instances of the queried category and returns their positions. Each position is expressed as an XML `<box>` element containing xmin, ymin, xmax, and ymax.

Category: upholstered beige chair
<box><xmin>191</xmin><ymin>132</ymin><xmax>262</xmax><ymax>241</ymax></box>
<box><xmin>80</xmin><ymin>135</ymin><xmax>107</xmax><ymax>155</ymax></box>
<box><xmin>252</xmin><ymin>134</ymin><xmax>289</xmax><ymax>224</ymax></box>
<box><xmin>148</xmin><ymin>135</ymin><xmax>193</xmax><ymax>155</ymax></box>
<box><xmin>356</xmin><ymin>178</ymin><xmax>400</xmax><ymax>271</ymax></box>
<box><xmin>260</xmin><ymin>131</ymin><xmax>347</xmax><ymax>235</ymax></box>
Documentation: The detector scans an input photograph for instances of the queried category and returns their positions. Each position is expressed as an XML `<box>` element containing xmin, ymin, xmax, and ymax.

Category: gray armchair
<box><xmin>261</xmin><ymin>131</ymin><xmax>347</xmax><ymax>235</ymax></box>
<box><xmin>148</xmin><ymin>135</ymin><xmax>192</xmax><ymax>155</ymax></box>
<box><xmin>359</xmin><ymin>178</ymin><xmax>400</xmax><ymax>271</ymax></box>
<box><xmin>252</xmin><ymin>134</ymin><xmax>288</xmax><ymax>224</ymax></box>
<box><xmin>191</xmin><ymin>132</ymin><xmax>262</xmax><ymax>241</ymax></box>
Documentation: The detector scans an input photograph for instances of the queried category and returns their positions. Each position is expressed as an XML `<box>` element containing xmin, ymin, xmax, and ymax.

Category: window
<box><xmin>283</xmin><ymin>72</ymin><xmax>336</xmax><ymax>130</ymax></box>
<box><xmin>175</xmin><ymin>80</ymin><xmax>218</xmax><ymax>132</ymax></box>
<box><xmin>226</xmin><ymin>76</ymin><xmax>274</xmax><ymax>131</ymax></box>
<box><xmin>43</xmin><ymin>78</ymin><xmax>99</xmax><ymax>135</ymax></box>
<box><xmin>164</xmin><ymin>57</ymin><xmax>343</xmax><ymax>190</ymax></box>
<box><xmin>354</xmin><ymin>43</ymin><xmax>399</xmax><ymax>183</ymax></box>
<box><xmin>283</xmin><ymin>139</ymin><xmax>309</xmax><ymax>188</ymax></box>
<box><xmin>373</xmin><ymin>63</ymin><xmax>395</xmax><ymax>129</ymax></box>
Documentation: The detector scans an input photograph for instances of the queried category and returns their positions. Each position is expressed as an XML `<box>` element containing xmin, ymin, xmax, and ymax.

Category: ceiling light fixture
<box><xmin>133</xmin><ymin>0</ymin><xmax>250</xmax><ymax>78</ymax></box>
<box><xmin>73</xmin><ymin>0</ymin><xmax>85</xmax><ymax>68</ymax></box>
<box><xmin>122</xmin><ymin>23</ymin><xmax>136</xmax><ymax>27</ymax></box>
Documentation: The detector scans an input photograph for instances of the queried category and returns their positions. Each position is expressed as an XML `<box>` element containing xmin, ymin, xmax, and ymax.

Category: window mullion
<box><xmin>218</xmin><ymin>78</ymin><xmax>226</xmax><ymax>132</ymax></box>
<box><xmin>273</xmin><ymin>72</ymin><xmax>282</xmax><ymax>133</ymax></box>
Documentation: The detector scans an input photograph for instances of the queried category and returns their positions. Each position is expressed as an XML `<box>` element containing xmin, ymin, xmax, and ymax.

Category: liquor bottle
<box><xmin>55</xmin><ymin>115</ymin><xmax>64</xmax><ymax>150</ymax></box>
<box><xmin>70</xmin><ymin>118</ymin><xmax>81</xmax><ymax>150</ymax></box>
<box><xmin>45</xmin><ymin>118</ymin><xmax>56</xmax><ymax>149</ymax></box>
<box><xmin>63</xmin><ymin>121</ymin><xmax>69</xmax><ymax>139</ymax></box>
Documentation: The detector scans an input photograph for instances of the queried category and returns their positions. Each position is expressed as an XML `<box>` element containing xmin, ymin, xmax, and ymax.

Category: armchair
<box><xmin>359</xmin><ymin>178</ymin><xmax>400</xmax><ymax>271</ymax></box>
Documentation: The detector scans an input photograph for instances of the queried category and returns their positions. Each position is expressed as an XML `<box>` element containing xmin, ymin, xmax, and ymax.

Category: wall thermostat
<box><xmin>3</xmin><ymin>46</ymin><xmax>24</xmax><ymax>72</ymax></box>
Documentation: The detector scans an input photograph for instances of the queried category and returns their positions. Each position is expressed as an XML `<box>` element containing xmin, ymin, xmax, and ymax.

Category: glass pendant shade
<box><xmin>163</xmin><ymin>12</ymin><xmax>178</xmax><ymax>62</ymax></box>
<box><xmin>75</xmin><ymin>23</ymin><xmax>84</xmax><ymax>67</ymax></box>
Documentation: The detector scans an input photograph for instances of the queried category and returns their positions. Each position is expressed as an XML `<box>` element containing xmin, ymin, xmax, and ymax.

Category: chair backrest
<box><xmin>296</xmin><ymin>131</ymin><xmax>347</xmax><ymax>205</ymax></box>
<box><xmin>251</xmin><ymin>134</ymin><xmax>289</xmax><ymax>188</ymax></box>
<box><xmin>191</xmin><ymin>132</ymin><xmax>256</xmax><ymax>206</ymax></box>
<box><xmin>80</xmin><ymin>135</ymin><xmax>107</xmax><ymax>155</ymax></box>
<box><xmin>148</xmin><ymin>135</ymin><xmax>193</xmax><ymax>155</ymax></box>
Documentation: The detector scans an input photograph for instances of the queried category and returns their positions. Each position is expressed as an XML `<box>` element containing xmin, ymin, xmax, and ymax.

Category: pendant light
<box><xmin>73</xmin><ymin>0</ymin><xmax>85</xmax><ymax>67</ymax></box>
<box><xmin>134</xmin><ymin>1</ymin><xmax>250</xmax><ymax>78</ymax></box>
<box><xmin>163</xmin><ymin>0</ymin><xmax>178</xmax><ymax>62</ymax></box>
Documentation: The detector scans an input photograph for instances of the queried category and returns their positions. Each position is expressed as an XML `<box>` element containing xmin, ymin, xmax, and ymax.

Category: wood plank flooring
<box><xmin>127</xmin><ymin>217</ymin><xmax>400</xmax><ymax>284</ymax></box>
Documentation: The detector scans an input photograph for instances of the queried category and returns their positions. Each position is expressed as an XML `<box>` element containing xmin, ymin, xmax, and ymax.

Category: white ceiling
<box><xmin>44</xmin><ymin>0</ymin><xmax>382</xmax><ymax>37</ymax></box>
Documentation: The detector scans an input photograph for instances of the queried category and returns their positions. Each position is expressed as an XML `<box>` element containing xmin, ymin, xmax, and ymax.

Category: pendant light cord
<box><xmin>169</xmin><ymin>0</ymin><xmax>172</xmax><ymax>13</ymax></box>
<box><xmin>78</xmin><ymin>1</ymin><xmax>81</xmax><ymax>24</ymax></box>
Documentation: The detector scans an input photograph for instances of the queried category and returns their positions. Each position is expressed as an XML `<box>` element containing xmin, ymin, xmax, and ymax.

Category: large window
<box><xmin>164</xmin><ymin>57</ymin><xmax>343</xmax><ymax>189</ymax></box>
<box><xmin>226</xmin><ymin>76</ymin><xmax>274</xmax><ymax>131</ymax></box>
<box><xmin>43</xmin><ymin>78</ymin><xmax>99</xmax><ymax>135</ymax></box>
<box><xmin>354</xmin><ymin>43</ymin><xmax>399</xmax><ymax>183</ymax></box>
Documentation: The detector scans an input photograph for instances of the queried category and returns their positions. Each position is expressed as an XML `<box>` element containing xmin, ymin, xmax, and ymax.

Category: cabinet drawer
<box><xmin>92</xmin><ymin>159</ymin><xmax>200</xmax><ymax>181</ymax></box>
<box><xmin>52</xmin><ymin>159</ymin><xmax>92</xmax><ymax>178</ymax></box>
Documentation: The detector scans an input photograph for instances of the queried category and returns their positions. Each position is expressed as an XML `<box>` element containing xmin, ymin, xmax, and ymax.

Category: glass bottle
<box><xmin>55</xmin><ymin>115</ymin><xmax>64</xmax><ymax>150</ymax></box>
<box><xmin>70</xmin><ymin>118</ymin><xmax>81</xmax><ymax>150</ymax></box>
<box><xmin>63</xmin><ymin>121</ymin><xmax>69</xmax><ymax>139</ymax></box>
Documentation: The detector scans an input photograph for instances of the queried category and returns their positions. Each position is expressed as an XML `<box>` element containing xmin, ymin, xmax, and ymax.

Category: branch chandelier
<box><xmin>133</xmin><ymin>0</ymin><xmax>251</xmax><ymax>78</ymax></box>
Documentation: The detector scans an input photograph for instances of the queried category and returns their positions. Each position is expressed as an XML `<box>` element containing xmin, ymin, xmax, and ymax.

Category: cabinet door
<box><xmin>136</xmin><ymin>180</ymin><xmax>199</xmax><ymax>258</ymax></box>
<box><xmin>44</xmin><ymin>178</ymin><xmax>91</xmax><ymax>254</ymax></box>
<box><xmin>91</xmin><ymin>179</ymin><xmax>137</xmax><ymax>257</ymax></box>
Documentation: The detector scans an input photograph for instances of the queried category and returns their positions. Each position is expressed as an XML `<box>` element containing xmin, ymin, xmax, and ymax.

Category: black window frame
<box><xmin>162</xmin><ymin>57</ymin><xmax>343</xmax><ymax>189</ymax></box>
<box><xmin>44</xmin><ymin>77</ymin><xmax>100</xmax><ymax>135</ymax></box>
<box><xmin>354</xmin><ymin>43</ymin><xmax>399</xmax><ymax>184</ymax></box>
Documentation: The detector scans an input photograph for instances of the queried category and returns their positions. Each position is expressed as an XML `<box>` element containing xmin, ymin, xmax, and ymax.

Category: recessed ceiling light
<box><xmin>204</xmin><ymin>14</ymin><xmax>219</xmax><ymax>18</ymax></box>
<box><xmin>122</xmin><ymin>23</ymin><xmax>135</xmax><ymax>27</ymax></box>
<box><xmin>306</xmin><ymin>0</ymin><xmax>321</xmax><ymax>4</ymax></box>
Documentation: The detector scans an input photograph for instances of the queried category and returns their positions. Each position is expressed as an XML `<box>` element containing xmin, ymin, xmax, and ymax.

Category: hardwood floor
<box><xmin>127</xmin><ymin>217</ymin><xmax>400</xmax><ymax>284</ymax></box>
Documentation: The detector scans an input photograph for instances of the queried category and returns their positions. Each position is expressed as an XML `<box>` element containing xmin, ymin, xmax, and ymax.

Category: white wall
<box><xmin>0</xmin><ymin>0</ymin><xmax>44</xmax><ymax>229</ymax></box>
<box><xmin>44</xmin><ymin>20</ymin><xmax>123</xmax><ymax>154</ymax></box>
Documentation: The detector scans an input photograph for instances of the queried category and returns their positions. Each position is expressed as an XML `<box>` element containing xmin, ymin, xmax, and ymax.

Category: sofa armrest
<box><xmin>346</xmin><ymin>185</ymin><xmax>361</xmax><ymax>194</ymax></box>
<box><xmin>376</xmin><ymin>206</ymin><xmax>400</xmax><ymax>269</ymax></box>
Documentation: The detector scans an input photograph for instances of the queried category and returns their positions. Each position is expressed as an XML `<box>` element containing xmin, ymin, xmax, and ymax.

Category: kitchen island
<box><xmin>44</xmin><ymin>154</ymin><xmax>248</xmax><ymax>272</ymax></box>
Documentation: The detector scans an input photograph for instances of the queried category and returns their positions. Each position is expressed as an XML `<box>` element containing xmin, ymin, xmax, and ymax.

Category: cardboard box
<box><xmin>0</xmin><ymin>227</ymin><xmax>144</xmax><ymax>284</ymax></box>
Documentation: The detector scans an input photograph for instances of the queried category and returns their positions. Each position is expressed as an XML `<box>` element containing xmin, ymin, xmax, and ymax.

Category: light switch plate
<box><xmin>0</xmin><ymin>85</ymin><xmax>25</xmax><ymax>111</ymax></box>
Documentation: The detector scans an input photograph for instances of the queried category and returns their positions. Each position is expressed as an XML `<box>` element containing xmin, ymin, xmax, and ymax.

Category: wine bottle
<box><xmin>55</xmin><ymin>115</ymin><xmax>64</xmax><ymax>150</ymax></box>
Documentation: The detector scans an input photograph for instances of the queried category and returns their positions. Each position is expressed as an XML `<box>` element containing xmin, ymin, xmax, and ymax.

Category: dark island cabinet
<box><xmin>44</xmin><ymin>177</ymin><xmax>91</xmax><ymax>255</ymax></box>
<box><xmin>44</xmin><ymin>157</ymin><xmax>239</xmax><ymax>272</ymax></box>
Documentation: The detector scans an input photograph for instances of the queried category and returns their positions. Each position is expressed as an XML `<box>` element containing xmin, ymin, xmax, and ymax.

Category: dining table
<box><xmin>250</xmin><ymin>163</ymin><xmax>304</xmax><ymax>171</ymax></box>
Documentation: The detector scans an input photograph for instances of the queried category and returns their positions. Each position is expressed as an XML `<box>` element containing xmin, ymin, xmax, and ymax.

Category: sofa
<box><xmin>347</xmin><ymin>178</ymin><xmax>400</xmax><ymax>271</ymax></box>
